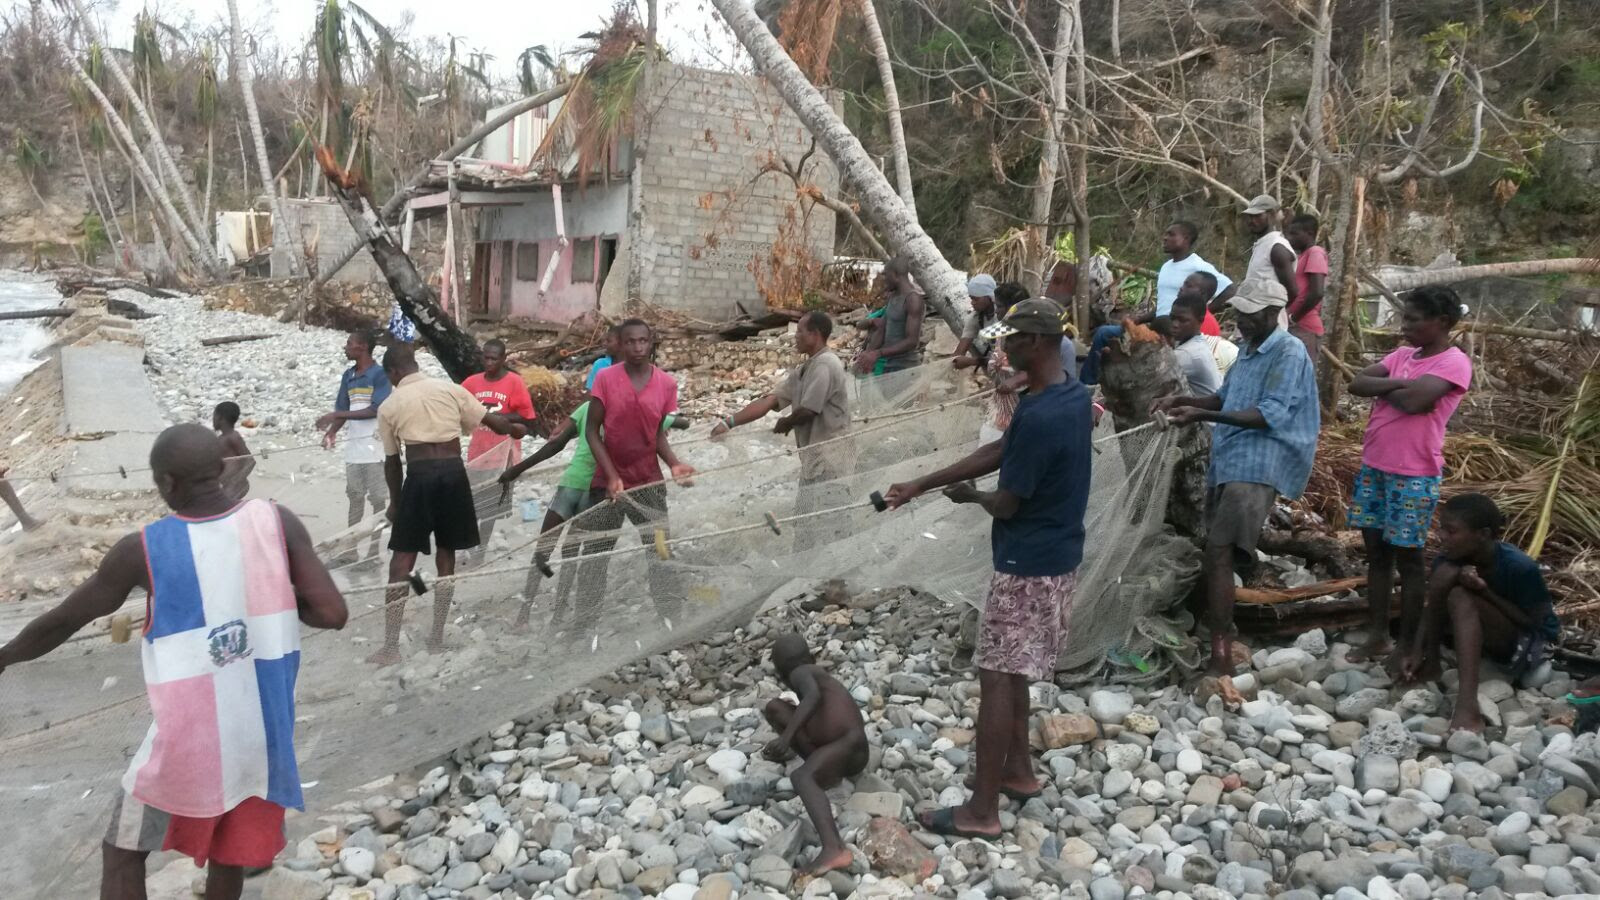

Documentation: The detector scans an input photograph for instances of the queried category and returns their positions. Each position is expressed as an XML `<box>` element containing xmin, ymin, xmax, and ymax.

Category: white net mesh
<box><xmin>0</xmin><ymin>361</ymin><xmax>1195</xmax><ymax>894</ymax></box>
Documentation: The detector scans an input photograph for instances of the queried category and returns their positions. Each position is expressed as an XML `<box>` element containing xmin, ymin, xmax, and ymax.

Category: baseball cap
<box><xmin>966</xmin><ymin>274</ymin><xmax>997</xmax><ymax>298</ymax></box>
<box><xmin>978</xmin><ymin>298</ymin><xmax>1068</xmax><ymax>341</ymax></box>
<box><xmin>1241</xmin><ymin>194</ymin><xmax>1280</xmax><ymax>215</ymax></box>
<box><xmin>1228</xmin><ymin>277</ymin><xmax>1289</xmax><ymax>314</ymax></box>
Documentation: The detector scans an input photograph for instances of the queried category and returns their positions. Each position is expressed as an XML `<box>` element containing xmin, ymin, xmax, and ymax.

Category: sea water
<box><xmin>0</xmin><ymin>272</ymin><xmax>58</xmax><ymax>397</ymax></box>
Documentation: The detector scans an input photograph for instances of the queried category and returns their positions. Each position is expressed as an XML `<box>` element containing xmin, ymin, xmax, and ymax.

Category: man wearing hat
<box><xmin>883</xmin><ymin>298</ymin><xmax>1093</xmax><ymax>839</ymax></box>
<box><xmin>1155</xmin><ymin>277</ymin><xmax>1319</xmax><ymax>676</ymax></box>
<box><xmin>951</xmin><ymin>273</ymin><xmax>1001</xmax><ymax>369</ymax></box>
<box><xmin>1230</xmin><ymin>195</ymin><xmax>1299</xmax><ymax>325</ymax></box>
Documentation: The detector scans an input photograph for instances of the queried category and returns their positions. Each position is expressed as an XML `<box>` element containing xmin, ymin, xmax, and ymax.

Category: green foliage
<box><xmin>79</xmin><ymin>212</ymin><xmax>109</xmax><ymax>256</ymax></box>
<box><xmin>131</xmin><ymin>9</ymin><xmax>167</xmax><ymax>94</ymax></box>
<box><xmin>13</xmin><ymin>133</ymin><xmax>48</xmax><ymax>178</ymax></box>
<box><xmin>517</xmin><ymin>45</ymin><xmax>556</xmax><ymax>96</ymax></box>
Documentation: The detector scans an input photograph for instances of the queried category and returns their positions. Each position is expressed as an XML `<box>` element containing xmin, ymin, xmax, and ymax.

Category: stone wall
<box><xmin>631</xmin><ymin>64</ymin><xmax>838</xmax><ymax>321</ymax></box>
<box><xmin>271</xmin><ymin>199</ymin><xmax>383</xmax><ymax>284</ymax></box>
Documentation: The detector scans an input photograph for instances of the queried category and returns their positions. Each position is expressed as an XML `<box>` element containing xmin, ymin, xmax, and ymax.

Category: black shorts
<box><xmin>389</xmin><ymin>458</ymin><xmax>480</xmax><ymax>554</ymax></box>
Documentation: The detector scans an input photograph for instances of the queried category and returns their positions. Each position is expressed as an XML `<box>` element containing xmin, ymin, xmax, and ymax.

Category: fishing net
<box><xmin>0</xmin><ymin>360</ymin><xmax>1194</xmax><ymax>895</ymax></box>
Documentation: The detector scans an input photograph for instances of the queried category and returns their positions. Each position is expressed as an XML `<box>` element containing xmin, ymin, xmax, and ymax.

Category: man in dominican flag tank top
<box><xmin>0</xmin><ymin>424</ymin><xmax>347</xmax><ymax>899</ymax></box>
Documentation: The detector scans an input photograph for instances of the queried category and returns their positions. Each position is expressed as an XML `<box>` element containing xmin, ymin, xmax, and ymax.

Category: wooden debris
<box><xmin>200</xmin><ymin>333</ymin><xmax>275</xmax><ymax>347</ymax></box>
<box><xmin>1237</xmin><ymin>576</ymin><xmax>1367</xmax><ymax>606</ymax></box>
<box><xmin>0</xmin><ymin>308</ymin><xmax>73</xmax><ymax>321</ymax></box>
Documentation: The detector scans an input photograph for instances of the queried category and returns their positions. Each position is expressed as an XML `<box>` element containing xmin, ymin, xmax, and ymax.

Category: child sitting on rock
<box><xmin>762</xmin><ymin>633</ymin><xmax>869</xmax><ymax>876</ymax></box>
<box><xmin>1400</xmin><ymin>492</ymin><xmax>1560</xmax><ymax>732</ymax></box>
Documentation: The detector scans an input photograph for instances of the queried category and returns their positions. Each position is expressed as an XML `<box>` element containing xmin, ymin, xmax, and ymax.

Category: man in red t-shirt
<box><xmin>460</xmin><ymin>338</ymin><xmax>537</xmax><ymax>560</ymax></box>
<box><xmin>575</xmin><ymin>319</ymin><xmax>696</xmax><ymax>626</ymax></box>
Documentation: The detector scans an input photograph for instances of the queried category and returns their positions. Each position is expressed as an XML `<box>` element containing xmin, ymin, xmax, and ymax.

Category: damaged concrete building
<box><xmin>402</xmin><ymin>61</ymin><xmax>838</xmax><ymax>325</ymax></box>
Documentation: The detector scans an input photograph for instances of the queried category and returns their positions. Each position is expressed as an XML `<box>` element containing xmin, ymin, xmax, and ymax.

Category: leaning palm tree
<box><xmin>196</xmin><ymin>43</ymin><xmax>219</xmax><ymax>232</ymax></box>
<box><xmin>59</xmin><ymin>0</ymin><xmax>218</xmax><ymax>274</ymax></box>
<box><xmin>228</xmin><ymin>0</ymin><xmax>299</xmax><ymax>274</ymax></box>
<box><xmin>69</xmin><ymin>53</ymin><xmax>214</xmax><ymax>273</ymax></box>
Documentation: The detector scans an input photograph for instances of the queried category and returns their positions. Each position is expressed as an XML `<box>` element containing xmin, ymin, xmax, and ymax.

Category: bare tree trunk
<box><xmin>1110</xmin><ymin>0</ymin><xmax>1122</xmax><ymax>64</ymax></box>
<box><xmin>1322</xmin><ymin>173</ymin><xmax>1366</xmax><ymax>407</ymax></box>
<box><xmin>1362</xmin><ymin>258</ymin><xmax>1600</xmax><ymax>295</ymax></box>
<box><xmin>646</xmin><ymin>0</ymin><xmax>659</xmax><ymax>49</ymax></box>
<box><xmin>71</xmin><ymin>121</ymin><xmax>119</xmax><ymax>264</ymax></box>
<box><xmin>311</xmin><ymin>80</ymin><xmax>573</xmax><ymax>292</ymax></box>
<box><xmin>1304</xmin><ymin>0</ymin><xmax>1334</xmax><ymax>209</ymax></box>
<box><xmin>203</xmin><ymin>128</ymin><xmax>215</xmax><ymax>241</ymax></box>
<box><xmin>230</xmin><ymin>0</ymin><xmax>298</xmax><ymax>277</ymax></box>
<box><xmin>313</xmin><ymin>145</ymin><xmax>484</xmax><ymax>380</ymax></box>
<box><xmin>70</xmin><ymin>60</ymin><xmax>214</xmax><ymax>274</ymax></box>
<box><xmin>709</xmin><ymin>0</ymin><xmax>970</xmax><ymax>332</ymax></box>
<box><xmin>1066</xmin><ymin>0</ymin><xmax>1092</xmax><ymax>333</ymax></box>
<box><xmin>855</xmin><ymin>0</ymin><xmax>915</xmax><ymax>222</ymax></box>
<box><xmin>1025</xmin><ymin>0</ymin><xmax>1076</xmax><ymax>298</ymax></box>
<box><xmin>66</xmin><ymin>0</ymin><xmax>214</xmax><ymax>271</ymax></box>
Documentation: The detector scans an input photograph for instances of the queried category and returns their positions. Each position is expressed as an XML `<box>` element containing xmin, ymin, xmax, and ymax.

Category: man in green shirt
<box><xmin>499</xmin><ymin>402</ymin><xmax>686</xmax><ymax>633</ymax></box>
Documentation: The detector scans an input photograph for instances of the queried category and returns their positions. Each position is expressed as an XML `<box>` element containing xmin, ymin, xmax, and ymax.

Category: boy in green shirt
<box><xmin>499</xmin><ymin>401</ymin><xmax>686</xmax><ymax>632</ymax></box>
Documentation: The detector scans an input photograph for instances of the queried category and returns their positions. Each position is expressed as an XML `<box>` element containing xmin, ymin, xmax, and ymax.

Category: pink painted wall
<box><xmin>501</xmin><ymin>237</ymin><xmax>601</xmax><ymax>324</ymax></box>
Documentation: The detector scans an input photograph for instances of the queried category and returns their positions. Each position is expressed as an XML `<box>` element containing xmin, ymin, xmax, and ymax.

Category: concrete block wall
<box><xmin>270</xmin><ymin>199</ymin><xmax>383</xmax><ymax>284</ymax></box>
<box><xmin>632</xmin><ymin>64</ymin><xmax>838</xmax><ymax>321</ymax></box>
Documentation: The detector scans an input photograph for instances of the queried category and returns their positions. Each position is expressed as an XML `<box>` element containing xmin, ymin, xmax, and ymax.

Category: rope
<box><xmin>3</xmin><ymin>439</ymin><xmax>333</xmax><ymax>484</ymax></box>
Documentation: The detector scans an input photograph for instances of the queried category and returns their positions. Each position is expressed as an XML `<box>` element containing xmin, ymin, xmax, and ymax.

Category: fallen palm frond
<box><xmin>1528</xmin><ymin>371</ymin><xmax>1597</xmax><ymax>557</ymax></box>
<box><xmin>530</xmin><ymin>4</ymin><xmax>656</xmax><ymax>189</ymax></box>
<box><xmin>969</xmin><ymin>228</ymin><xmax>1031</xmax><ymax>285</ymax></box>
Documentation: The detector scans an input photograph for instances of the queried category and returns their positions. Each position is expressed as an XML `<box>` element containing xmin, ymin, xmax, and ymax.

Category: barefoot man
<box><xmin>1153</xmin><ymin>277</ymin><xmax>1319</xmax><ymax>675</ymax></box>
<box><xmin>0</xmin><ymin>424</ymin><xmax>347</xmax><ymax>900</ymax></box>
<box><xmin>885</xmin><ymin>298</ymin><xmax>1092</xmax><ymax>839</ymax></box>
<box><xmin>762</xmin><ymin>633</ymin><xmax>869</xmax><ymax>875</ymax></box>
<box><xmin>368</xmin><ymin>345</ymin><xmax>526</xmax><ymax>665</ymax></box>
<box><xmin>1401</xmin><ymin>493</ymin><xmax>1559</xmax><ymax>732</ymax></box>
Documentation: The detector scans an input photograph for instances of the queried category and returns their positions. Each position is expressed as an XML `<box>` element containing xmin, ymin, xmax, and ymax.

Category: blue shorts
<box><xmin>549</xmin><ymin>485</ymin><xmax>597</xmax><ymax>520</ymax></box>
<box><xmin>1348</xmin><ymin>464</ymin><xmax>1441</xmax><ymax>549</ymax></box>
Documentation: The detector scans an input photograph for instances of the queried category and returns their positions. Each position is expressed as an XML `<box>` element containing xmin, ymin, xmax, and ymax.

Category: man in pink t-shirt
<box><xmin>1285</xmin><ymin>214</ymin><xmax>1328</xmax><ymax>371</ymax></box>
<box><xmin>1346</xmin><ymin>286</ymin><xmax>1472</xmax><ymax>671</ymax></box>
<box><xmin>460</xmin><ymin>338</ymin><xmax>537</xmax><ymax>560</ymax></box>
<box><xmin>575</xmin><ymin>319</ymin><xmax>696</xmax><ymax>627</ymax></box>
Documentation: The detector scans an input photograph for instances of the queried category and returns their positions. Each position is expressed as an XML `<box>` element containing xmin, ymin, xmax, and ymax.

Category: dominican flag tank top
<box><xmin>122</xmin><ymin>499</ymin><xmax>304</xmax><ymax>817</ymax></box>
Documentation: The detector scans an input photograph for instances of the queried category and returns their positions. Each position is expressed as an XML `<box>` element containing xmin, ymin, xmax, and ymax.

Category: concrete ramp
<box><xmin>60</xmin><ymin>344</ymin><xmax>163</xmax><ymax>436</ymax></box>
<box><xmin>59</xmin><ymin>344</ymin><xmax>166</xmax><ymax>497</ymax></box>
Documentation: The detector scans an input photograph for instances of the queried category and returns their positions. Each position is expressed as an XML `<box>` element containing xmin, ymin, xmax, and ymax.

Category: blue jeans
<box><xmin>1079</xmin><ymin>324</ymin><xmax>1123</xmax><ymax>385</ymax></box>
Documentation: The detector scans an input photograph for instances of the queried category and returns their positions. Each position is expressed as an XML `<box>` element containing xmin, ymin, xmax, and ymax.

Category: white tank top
<box><xmin>1247</xmin><ymin>232</ymin><xmax>1296</xmax><ymax>329</ymax></box>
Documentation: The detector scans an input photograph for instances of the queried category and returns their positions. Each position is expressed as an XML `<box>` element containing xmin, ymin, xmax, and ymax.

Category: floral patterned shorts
<box><xmin>1348</xmin><ymin>464</ymin><xmax>1441</xmax><ymax>549</ymax></box>
<box><xmin>975</xmin><ymin>571</ymin><xmax>1078</xmax><ymax>680</ymax></box>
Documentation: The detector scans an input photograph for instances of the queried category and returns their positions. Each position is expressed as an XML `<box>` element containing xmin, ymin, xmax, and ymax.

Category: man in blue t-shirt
<box><xmin>585</xmin><ymin>325</ymin><xmax>622</xmax><ymax>392</ymax></box>
<box><xmin>1401</xmin><ymin>492</ymin><xmax>1560</xmax><ymax>733</ymax></box>
<box><xmin>884</xmin><ymin>298</ymin><xmax>1091</xmax><ymax>840</ymax></box>
<box><xmin>315</xmin><ymin>329</ymin><xmax>393</xmax><ymax>560</ymax></box>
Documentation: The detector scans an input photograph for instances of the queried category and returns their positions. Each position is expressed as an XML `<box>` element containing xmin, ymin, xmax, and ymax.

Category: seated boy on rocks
<box><xmin>762</xmin><ymin>633</ymin><xmax>869</xmax><ymax>876</ymax></box>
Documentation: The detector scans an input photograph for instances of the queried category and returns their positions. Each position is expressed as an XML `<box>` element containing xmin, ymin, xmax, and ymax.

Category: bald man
<box><xmin>370</xmin><ymin>344</ymin><xmax>527</xmax><ymax>665</ymax></box>
<box><xmin>0</xmin><ymin>424</ymin><xmax>347</xmax><ymax>900</ymax></box>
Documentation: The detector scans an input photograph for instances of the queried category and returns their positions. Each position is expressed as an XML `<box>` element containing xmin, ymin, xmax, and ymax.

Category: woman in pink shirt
<box><xmin>1346</xmin><ymin>286</ymin><xmax>1472</xmax><ymax>670</ymax></box>
<box><xmin>1285</xmin><ymin>213</ymin><xmax>1328</xmax><ymax>369</ymax></box>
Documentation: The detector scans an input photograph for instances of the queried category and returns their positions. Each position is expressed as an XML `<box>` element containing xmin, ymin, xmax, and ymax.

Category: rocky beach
<box><xmin>162</xmin><ymin>586</ymin><xmax>1600</xmax><ymax>900</ymax></box>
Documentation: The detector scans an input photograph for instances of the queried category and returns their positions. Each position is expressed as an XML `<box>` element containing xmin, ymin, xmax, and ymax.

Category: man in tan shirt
<box><xmin>712</xmin><ymin>311</ymin><xmax>852</xmax><ymax>552</ymax></box>
<box><xmin>368</xmin><ymin>344</ymin><xmax>526</xmax><ymax>666</ymax></box>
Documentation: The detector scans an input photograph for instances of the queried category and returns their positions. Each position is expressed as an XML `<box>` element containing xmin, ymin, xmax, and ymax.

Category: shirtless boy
<box><xmin>213</xmin><ymin>401</ymin><xmax>254</xmax><ymax>501</ymax></box>
<box><xmin>762</xmin><ymin>633</ymin><xmax>869</xmax><ymax>876</ymax></box>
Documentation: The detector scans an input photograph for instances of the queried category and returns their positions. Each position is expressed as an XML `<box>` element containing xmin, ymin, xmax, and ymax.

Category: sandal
<box><xmin>919</xmin><ymin>806</ymin><xmax>1001</xmax><ymax>840</ymax></box>
<box><xmin>1565</xmin><ymin>691</ymin><xmax>1600</xmax><ymax>706</ymax></box>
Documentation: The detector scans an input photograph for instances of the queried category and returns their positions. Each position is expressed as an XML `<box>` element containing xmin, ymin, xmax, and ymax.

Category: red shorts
<box><xmin>107</xmin><ymin>791</ymin><xmax>286</xmax><ymax>868</ymax></box>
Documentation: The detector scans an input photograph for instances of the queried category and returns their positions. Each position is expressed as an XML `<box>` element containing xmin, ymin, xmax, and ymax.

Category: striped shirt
<box><xmin>1209</xmin><ymin>327</ymin><xmax>1319</xmax><ymax>499</ymax></box>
